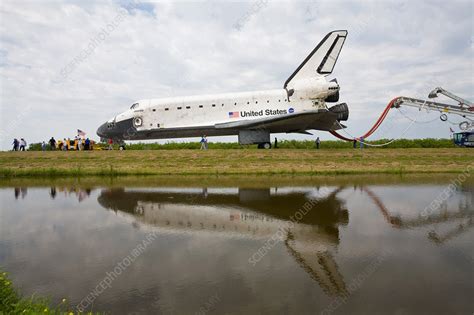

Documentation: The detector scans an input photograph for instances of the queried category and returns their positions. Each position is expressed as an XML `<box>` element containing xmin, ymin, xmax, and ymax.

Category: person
<box><xmin>41</xmin><ymin>141</ymin><xmax>47</xmax><ymax>151</ymax></box>
<box><xmin>58</xmin><ymin>139</ymin><xmax>63</xmax><ymax>151</ymax></box>
<box><xmin>50</xmin><ymin>187</ymin><xmax>57</xmax><ymax>199</ymax></box>
<box><xmin>49</xmin><ymin>137</ymin><xmax>56</xmax><ymax>150</ymax></box>
<box><xmin>315</xmin><ymin>137</ymin><xmax>320</xmax><ymax>149</ymax></box>
<box><xmin>74</xmin><ymin>136</ymin><xmax>79</xmax><ymax>150</ymax></box>
<box><xmin>108</xmin><ymin>138</ymin><xmax>113</xmax><ymax>150</ymax></box>
<box><xmin>359</xmin><ymin>137</ymin><xmax>364</xmax><ymax>149</ymax></box>
<box><xmin>77</xmin><ymin>137</ymin><xmax>82</xmax><ymax>151</ymax></box>
<box><xmin>85</xmin><ymin>138</ymin><xmax>90</xmax><ymax>150</ymax></box>
<box><xmin>353</xmin><ymin>139</ymin><xmax>357</xmax><ymax>149</ymax></box>
<box><xmin>19</xmin><ymin>138</ymin><xmax>27</xmax><ymax>151</ymax></box>
<box><xmin>64</xmin><ymin>138</ymin><xmax>69</xmax><ymax>151</ymax></box>
<box><xmin>200</xmin><ymin>136</ymin><xmax>207</xmax><ymax>150</ymax></box>
<box><xmin>274</xmin><ymin>137</ymin><xmax>278</xmax><ymax>149</ymax></box>
<box><xmin>12</xmin><ymin>138</ymin><xmax>19</xmax><ymax>151</ymax></box>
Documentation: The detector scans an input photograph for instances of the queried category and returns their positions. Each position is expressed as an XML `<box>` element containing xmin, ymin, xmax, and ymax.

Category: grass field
<box><xmin>29</xmin><ymin>138</ymin><xmax>456</xmax><ymax>151</ymax></box>
<box><xmin>0</xmin><ymin>148</ymin><xmax>472</xmax><ymax>177</ymax></box>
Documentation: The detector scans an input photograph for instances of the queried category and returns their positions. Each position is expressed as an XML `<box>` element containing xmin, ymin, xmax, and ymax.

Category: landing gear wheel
<box><xmin>257</xmin><ymin>142</ymin><xmax>272</xmax><ymax>149</ymax></box>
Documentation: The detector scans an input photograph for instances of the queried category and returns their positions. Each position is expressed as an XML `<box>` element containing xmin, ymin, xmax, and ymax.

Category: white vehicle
<box><xmin>97</xmin><ymin>30</ymin><xmax>349</xmax><ymax>148</ymax></box>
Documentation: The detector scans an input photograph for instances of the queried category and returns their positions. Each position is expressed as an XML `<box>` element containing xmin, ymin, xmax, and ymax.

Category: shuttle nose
<box><xmin>96</xmin><ymin>122</ymin><xmax>108</xmax><ymax>139</ymax></box>
<box><xmin>96</xmin><ymin>117</ymin><xmax>136</xmax><ymax>141</ymax></box>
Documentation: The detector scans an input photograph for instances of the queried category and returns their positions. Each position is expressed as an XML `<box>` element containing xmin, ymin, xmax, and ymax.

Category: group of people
<box><xmin>42</xmin><ymin>136</ymin><xmax>94</xmax><ymax>151</ymax></box>
<box><xmin>12</xmin><ymin>138</ymin><xmax>27</xmax><ymax>151</ymax></box>
<box><xmin>12</xmin><ymin>135</ymin><xmax>363</xmax><ymax>151</ymax></box>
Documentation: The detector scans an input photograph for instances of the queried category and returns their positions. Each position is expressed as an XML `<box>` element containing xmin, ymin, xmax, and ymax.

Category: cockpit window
<box><xmin>130</xmin><ymin>103</ymin><xmax>139</xmax><ymax>109</ymax></box>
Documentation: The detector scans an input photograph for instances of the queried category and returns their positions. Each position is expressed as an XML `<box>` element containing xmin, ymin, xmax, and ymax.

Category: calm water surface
<box><xmin>0</xmin><ymin>176</ymin><xmax>473</xmax><ymax>314</ymax></box>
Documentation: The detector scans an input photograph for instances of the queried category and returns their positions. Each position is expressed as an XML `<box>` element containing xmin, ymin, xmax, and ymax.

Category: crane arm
<box><xmin>392</xmin><ymin>96</ymin><xmax>474</xmax><ymax>118</ymax></box>
<box><xmin>329</xmin><ymin>88</ymin><xmax>473</xmax><ymax>141</ymax></box>
<box><xmin>428</xmin><ymin>87</ymin><xmax>473</xmax><ymax>108</ymax></box>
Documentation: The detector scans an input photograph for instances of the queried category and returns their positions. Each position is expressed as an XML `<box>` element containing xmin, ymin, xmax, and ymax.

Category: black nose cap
<box><xmin>97</xmin><ymin>122</ymin><xmax>108</xmax><ymax>138</ymax></box>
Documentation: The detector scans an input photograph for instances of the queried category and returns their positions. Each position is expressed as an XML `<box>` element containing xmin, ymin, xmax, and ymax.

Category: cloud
<box><xmin>0</xmin><ymin>0</ymin><xmax>472</xmax><ymax>149</ymax></box>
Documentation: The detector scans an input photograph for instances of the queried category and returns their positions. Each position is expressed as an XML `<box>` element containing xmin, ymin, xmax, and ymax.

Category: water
<box><xmin>0</xmin><ymin>176</ymin><xmax>473</xmax><ymax>314</ymax></box>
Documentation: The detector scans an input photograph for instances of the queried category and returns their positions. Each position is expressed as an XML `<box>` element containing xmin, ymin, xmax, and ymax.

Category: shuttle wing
<box><xmin>214</xmin><ymin>110</ymin><xmax>342</xmax><ymax>132</ymax></box>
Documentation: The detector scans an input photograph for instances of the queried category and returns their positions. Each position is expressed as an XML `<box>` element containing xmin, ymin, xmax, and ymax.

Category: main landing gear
<box><xmin>238</xmin><ymin>130</ymin><xmax>272</xmax><ymax>149</ymax></box>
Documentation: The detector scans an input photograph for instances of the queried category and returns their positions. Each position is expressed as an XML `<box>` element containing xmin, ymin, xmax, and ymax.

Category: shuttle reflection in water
<box><xmin>98</xmin><ymin>186</ymin><xmax>350</xmax><ymax>296</ymax></box>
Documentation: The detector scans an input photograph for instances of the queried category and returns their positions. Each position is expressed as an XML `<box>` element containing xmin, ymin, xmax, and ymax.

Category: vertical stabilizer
<box><xmin>284</xmin><ymin>30</ymin><xmax>348</xmax><ymax>89</ymax></box>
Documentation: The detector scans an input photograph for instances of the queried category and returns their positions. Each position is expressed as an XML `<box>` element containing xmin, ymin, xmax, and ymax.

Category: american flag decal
<box><xmin>228</xmin><ymin>111</ymin><xmax>239</xmax><ymax>118</ymax></box>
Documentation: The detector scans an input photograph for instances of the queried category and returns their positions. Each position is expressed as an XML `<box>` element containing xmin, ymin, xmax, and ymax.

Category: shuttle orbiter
<box><xmin>97</xmin><ymin>30</ymin><xmax>349</xmax><ymax>148</ymax></box>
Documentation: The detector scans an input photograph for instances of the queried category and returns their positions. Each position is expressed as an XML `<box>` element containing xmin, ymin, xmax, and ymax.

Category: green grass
<box><xmin>27</xmin><ymin>138</ymin><xmax>457</xmax><ymax>151</ymax></box>
<box><xmin>0</xmin><ymin>269</ymin><xmax>86</xmax><ymax>314</ymax></box>
<box><xmin>0</xmin><ymin>148</ymin><xmax>472</xmax><ymax>178</ymax></box>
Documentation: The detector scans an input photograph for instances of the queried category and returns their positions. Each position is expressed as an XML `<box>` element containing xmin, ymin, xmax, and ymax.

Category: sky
<box><xmin>0</xmin><ymin>0</ymin><xmax>472</xmax><ymax>149</ymax></box>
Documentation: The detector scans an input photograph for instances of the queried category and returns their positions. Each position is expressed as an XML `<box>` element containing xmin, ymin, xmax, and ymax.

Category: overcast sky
<box><xmin>0</xmin><ymin>0</ymin><xmax>472</xmax><ymax>149</ymax></box>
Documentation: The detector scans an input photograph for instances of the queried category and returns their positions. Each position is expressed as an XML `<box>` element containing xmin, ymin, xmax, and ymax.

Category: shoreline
<box><xmin>0</xmin><ymin>168</ymin><xmax>469</xmax><ymax>178</ymax></box>
<box><xmin>1</xmin><ymin>173</ymin><xmax>473</xmax><ymax>189</ymax></box>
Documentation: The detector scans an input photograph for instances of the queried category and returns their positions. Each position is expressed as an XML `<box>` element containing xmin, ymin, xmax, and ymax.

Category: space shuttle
<box><xmin>97</xmin><ymin>30</ymin><xmax>349</xmax><ymax>148</ymax></box>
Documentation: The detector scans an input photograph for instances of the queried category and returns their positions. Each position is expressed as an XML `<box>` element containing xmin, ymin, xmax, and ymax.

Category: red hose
<box><xmin>330</xmin><ymin>97</ymin><xmax>400</xmax><ymax>141</ymax></box>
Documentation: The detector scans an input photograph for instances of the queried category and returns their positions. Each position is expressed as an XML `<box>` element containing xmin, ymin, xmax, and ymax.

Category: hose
<box><xmin>329</xmin><ymin>97</ymin><xmax>427</xmax><ymax>147</ymax></box>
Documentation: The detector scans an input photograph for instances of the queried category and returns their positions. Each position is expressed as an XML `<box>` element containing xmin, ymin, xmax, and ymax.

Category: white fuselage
<box><xmin>97</xmin><ymin>76</ymin><xmax>339</xmax><ymax>141</ymax></box>
<box><xmin>115</xmin><ymin>84</ymin><xmax>332</xmax><ymax>131</ymax></box>
<box><xmin>120</xmin><ymin>89</ymin><xmax>298</xmax><ymax>130</ymax></box>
